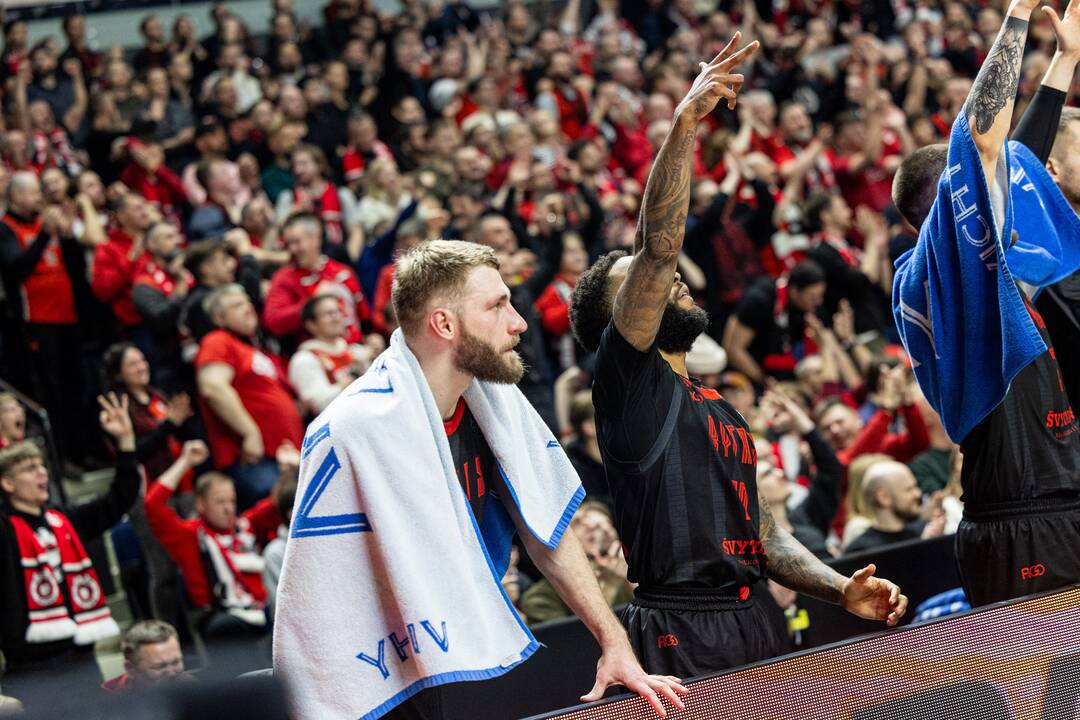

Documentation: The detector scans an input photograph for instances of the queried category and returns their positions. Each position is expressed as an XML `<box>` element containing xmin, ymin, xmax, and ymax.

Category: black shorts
<box><xmin>956</xmin><ymin>497</ymin><xmax>1080</xmax><ymax>608</ymax></box>
<box><xmin>621</xmin><ymin>585</ymin><xmax>791</xmax><ymax>679</ymax></box>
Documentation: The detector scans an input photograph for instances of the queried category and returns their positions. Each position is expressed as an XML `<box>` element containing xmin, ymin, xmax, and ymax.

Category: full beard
<box><xmin>454</xmin><ymin>329</ymin><xmax>525</xmax><ymax>384</ymax></box>
<box><xmin>656</xmin><ymin>301</ymin><xmax>710</xmax><ymax>354</ymax></box>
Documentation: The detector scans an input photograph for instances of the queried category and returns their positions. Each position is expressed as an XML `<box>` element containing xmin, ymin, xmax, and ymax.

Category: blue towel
<box><xmin>893</xmin><ymin>115</ymin><xmax>1080</xmax><ymax>443</ymax></box>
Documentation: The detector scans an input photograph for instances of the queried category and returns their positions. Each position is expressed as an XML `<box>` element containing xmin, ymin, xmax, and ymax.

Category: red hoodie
<box><xmin>91</xmin><ymin>228</ymin><xmax>147</xmax><ymax>328</ymax></box>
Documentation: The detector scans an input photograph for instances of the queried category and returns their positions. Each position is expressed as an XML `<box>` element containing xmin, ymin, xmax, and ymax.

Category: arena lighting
<box><xmin>536</xmin><ymin>585</ymin><xmax>1080</xmax><ymax>720</ymax></box>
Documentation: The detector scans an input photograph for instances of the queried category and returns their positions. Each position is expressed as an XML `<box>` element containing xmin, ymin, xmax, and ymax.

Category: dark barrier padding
<box><xmin>443</xmin><ymin>534</ymin><xmax>962</xmax><ymax>719</ymax></box>
<box><xmin>537</xmin><ymin>584</ymin><xmax>1080</xmax><ymax>720</ymax></box>
<box><xmin>797</xmin><ymin>533</ymin><xmax>961</xmax><ymax>647</ymax></box>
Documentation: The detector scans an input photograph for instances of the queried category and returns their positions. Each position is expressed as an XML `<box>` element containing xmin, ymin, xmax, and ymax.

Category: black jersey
<box><xmin>592</xmin><ymin>323</ymin><xmax>764</xmax><ymax>592</ymax></box>
<box><xmin>444</xmin><ymin>398</ymin><xmax>496</xmax><ymax>524</ymax></box>
<box><xmin>961</xmin><ymin>295</ymin><xmax>1080</xmax><ymax>506</ymax></box>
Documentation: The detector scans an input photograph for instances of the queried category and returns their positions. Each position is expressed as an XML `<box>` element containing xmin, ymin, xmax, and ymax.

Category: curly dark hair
<box><xmin>570</xmin><ymin>250</ymin><xmax>628</xmax><ymax>353</ymax></box>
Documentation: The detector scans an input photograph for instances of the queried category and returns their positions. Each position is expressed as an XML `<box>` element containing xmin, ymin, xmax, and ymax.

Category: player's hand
<box><xmin>582</xmin><ymin>640</ymin><xmax>688</xmax><ymax>716</ymax></box>
<box><xmin>1045</xmin><ymin>0</ymin><xmax>1080</xmax><ymax>60</ymax></box>
<box><xmin>674</xmin><ymin>32</ymin><xmax>760</xmax><ymax>123</ymax></box>
<box><xmin>840</xmin><ymin>563</ymin><xmax>908</xmax><ymax>626</ymax></box>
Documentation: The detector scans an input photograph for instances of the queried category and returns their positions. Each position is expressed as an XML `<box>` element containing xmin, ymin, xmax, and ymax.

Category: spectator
<box><xmin>261</xmin><ymin>453</ymin><xmax>298</xmax><ymax>618</ymax></box>
<box><xmin>180</xmin><ymin>234</ymin><xmax>262</xmax><ymax>345</ymax></box>
<box><xmin>0</xmin><ymin>394</ymin><xmax>26</xmax><ymax>449</ymax></box>
<box><xmin>0</xmin><ymin>394</ymin><xmax>136</xmax><ymax>701</ymax></box>
<box><xmin>101</xmin><ymin>620</ymin><xmax>186</xmax><ymax>692</ymax></box>
<box><xmin>201</xmin><ymin>42</ymin><xmax>261</xmax><ymax>114</ymax></box>
<box><xmin>562</xmin><ymin>389</ymin><xmax>612</xmax><ymax>511</ymax></box>
<box><xmin>144</xmin><ymin>440</ymin><xmax>269</xmax><ymax>642</ymax></box>
<box><xmin>59</xmin><ymin>16</ymin><xmax>102</xmax><ymax>81</ymax></box>
<box><xmin>520</xmin><ymin>502</ymin><xmax>633</xmax><ymax>625</ymax></box>
<box><xmin>274</xmin><ymin>144</ymin><xmax>362</xmax><ymax>260</ymax></box>
<box><xmin>535</xmin><ymin>231</ymin><xmax>589</xmax><ymax>372</ymax></box>
<box><xmin>260</xmin><ymin>120</ymin><xmax>304</xmax><ymax>203</ymax></box>
<box><xmin>195</xmin><ymin>284</ymin><xmax>303</xmax><ymax>509</ymax></box>
<box><xmin>132</xmin><ymin>222</ymin><xmax>192</xmax><ymax>391</ymax></box>
<box><xmin>0</xmin><ymin>172</ymin><xmax>85</xmax><ymax>464</ymax></box>
<box><xmin>724</xmin><ymin>260</ymin><xmax>828</xmax><ymax>384</ymax></box>
<box><xmin>117</xmin><ymin>141</ymin><xmax>187</xmax><ymax>224</ymax></box>
<box><xmin>177</xmin><ymin>116</ymin><xmax>230</xmax><ymax>203</ymax></box>
<box><xmin>287</xmin><ymin>294</ymin><xmax>378</xmax><ymax>416</ymax></box>
<box><xmin>264</xmin><ymin>212</ymin><xmax>370</xmax><ymax>344</ymax></box>
<box><xmin>24</xmin><ymin>42</ymin><xmax>85</xmax><ymax>136</ymax></box>
<box><xmin>187</xmin><ymin>157</ymin><xmax>249</xmax><ymax>240</ymax></box>
<box><xmin>133</xmin><ymin>67</ymin><xmax>195</xmax><ymax>153</ymax></box>
<box><xmin>842</xmin><ymin>452</ymin><xmax>891</xmax><ymax>550</ymax></box>
<box><xmin>757</xmin><ymin>391</ymin><xmax>844</xmax><ymax>559</ymax></box>
<box><xmin>133</xmin><ymin>15</ymin><xmax>171</xmax><ymax>70</ymax></box>
<box><xmin>843</xmin><ymin>460</ymin><xmax>945</xmax><ymax>555</ymax></box>
<box><xmin>91</xmin><ymin>192</ymin><xmax>157</xmax><ymax>331</ymax></box>
<box><xmin>340</xmin><ymin>110</ymin><xmax>393</xmax><ymax>193</ymax></box>
<box><xmin>353</xmin><ymin>156</ymin><xmax>411</xmax><ymax>237</ymax></box>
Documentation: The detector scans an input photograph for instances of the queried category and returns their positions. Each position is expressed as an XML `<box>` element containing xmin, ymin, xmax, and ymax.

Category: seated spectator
<box><xmin>264</xmin><ymin>212</ymin><xmax>370</xmax><ymax>345</ymax></box>
<box><xmin>757</xmin><ymin>391</ymin><xmax>844</xmax><ymax>559</ymax></box>
<box><xmin>117</xmin><ymin>141</ymin><xmax>187</xmax><ymax>225</ymax></box>
<box><xmin>842</xmin><ymin>453</ymin><xmax>890</xmax><ymax>549</ymax></box>
<box><xmin>521</xmin><ymin>502</ymin><xmax>633</xmax><ymax>625</ymax></box>
<box><xmin>262</xmin><ymin>450</ymin><xmax>298</xmax><ymax>618</ymax></box>
<box><xmin>562</xmin><ymin>390</ymin><xmax>611</xmax><ymax>511</ymax></box>
<box><xmin>353</xmin><ymin>156</ymin><xmax>411</xmax><ymax>237</ymax></box>
<box><xmin>101</xmin><ymin>620</ymin><xmax>186</xmax><ymax>692</ymax></box>
<box><xmin>287</xmin><ymin>294</ymin><xmax>378</xmax><ymax>416</ymax></box>
<box><xmin>181</xmin><ymin>233</ymin><xmax>262</xmax><ymax>346</ymax></box>
<box><xmin>0</xmin><ymin>394</ymin><xmax>27</xmax><ymax>449</ymax></box>
<box><xmin>145</xmin><ymin>440</ymin><xmax>269</xmax><ymax>640</ymax></box>
<box><xmin>132</xmin><ymin>222</ymin><xmax>192</xmax><ymax>391</ymax></box>
<box><xmin>843</xmin><ymin>460</ymin><xmax>945</xmax><ymax>555</ymax></box>
<box><xmin>177</xmin><ymin>117</ymin><xmax>231</xmax><ymax>204</ymax></box>
<box><xmin>0</xmin><ymin>394</ymin><xmax>137</xmax><ymax>699</ymax></box>
<box><xmin>723</xmin><ymin>260</ymin><xmax>828</xmax><ymax>385</ymax></box>
<box><xmin>260</xmin><ymin>120</ymin><xmax>304</xmax><ymax>203</ymax></box>
<box><xmin>196</xmin><ymin>284</ymin><xmax>303</xmax><ymax>509</ymax></box>
<box><xmin>274</xmin><ymin>144</ymin><xmax>361</xmax><ymax>259</ymax></box>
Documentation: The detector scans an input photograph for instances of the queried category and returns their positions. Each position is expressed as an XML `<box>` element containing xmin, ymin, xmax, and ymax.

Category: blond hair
<box><xmin>0</xmin><ymin>442</ymin><xmax>43</xmax><ymax>481</ymax></box>
<box><xmin>845</xmin><ymin>453</ymin><xmax>892</xmax><ymax>520</ymax></box>
<box><xmin>391</xmin><ymin>240</ymin><xmax>499</xmax><ymax>336</ymax></box>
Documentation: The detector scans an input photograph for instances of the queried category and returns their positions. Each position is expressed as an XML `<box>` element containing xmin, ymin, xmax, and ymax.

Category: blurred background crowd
<box><xmin>0</xmin><ymin>0</ymin><xmax>1031</xmax><ymax>709</ymax></box>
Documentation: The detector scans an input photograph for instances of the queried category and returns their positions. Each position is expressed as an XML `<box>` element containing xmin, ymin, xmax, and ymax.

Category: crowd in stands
<box><xmin>0</xmin><ymin>0</ymin><xmax>1032</xmax><ymax>706</ymax></box>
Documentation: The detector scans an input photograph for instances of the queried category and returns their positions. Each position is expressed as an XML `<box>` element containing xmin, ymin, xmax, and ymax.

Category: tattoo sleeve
<box><xmin>965</xmin><ymin>16</ymin><xmax>1028</xmax><ymax>137</ymax></box>
<box><xmin>612</xmin><ymin>119</ymin><xmax>697</xmax><ymax>351</ymax></box>
<box><xmin>758</xmin><ymin>490</ymin><xmax>846</xmax><ymax>604</ymax></box>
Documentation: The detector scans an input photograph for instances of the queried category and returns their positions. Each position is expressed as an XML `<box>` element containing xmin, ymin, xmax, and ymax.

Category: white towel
<box><xmin>273</xmin><ymin>329</ymin><xmax>584</xmax><ymax>719</ymax></box>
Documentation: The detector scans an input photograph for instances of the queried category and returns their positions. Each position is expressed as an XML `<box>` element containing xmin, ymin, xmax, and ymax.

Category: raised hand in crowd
<box><xmin>98</xmin><ymin>392</ymin><xmax>135</xmax><ymax>451</ymax></box>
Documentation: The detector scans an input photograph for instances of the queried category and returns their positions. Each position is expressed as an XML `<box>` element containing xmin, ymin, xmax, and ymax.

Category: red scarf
<box><xmin>10</xmin><ymin>510</ymin><xmax>119</xmax><ymax>644</ymax></box>
<box><xmin>196</xmin><ymin>517</ymin><xmax>267</xmax><ymax>626</ymax></box>
<box><xmin>296</xmin><ymin>183</ymin><xmax>344</xmax><ymax>246</ymax></box>
<box><xmin>307</xmin><ymin>344</ymin><xmax>358</xmax><ymax>385</ymax></box>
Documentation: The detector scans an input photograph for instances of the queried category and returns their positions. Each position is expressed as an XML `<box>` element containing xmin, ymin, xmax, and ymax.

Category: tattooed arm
<box><xmin>759</xmin><ymin>490</ymin><xmax>909</xmax><ymax>625</ymax></box>
<box><xmin>965</xmin><ymin>1</ymin><xmax>1040</xmax><ymax>184</ymax></box>
<box><xmin>613</xmin><ymin>34</ymin><xmax>759</xmax><ymax>351</ymax></box>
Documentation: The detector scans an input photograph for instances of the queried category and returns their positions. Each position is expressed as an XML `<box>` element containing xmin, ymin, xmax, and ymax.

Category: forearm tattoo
<box><xmin>758</xmin><ymin>491</ymin><xmax>844</xmax><ymax>604</ymax></box>
<box><xmin>966</xmin><ymin>16</ymin><xmax>1028</xmax><ymax>135</ymax></box>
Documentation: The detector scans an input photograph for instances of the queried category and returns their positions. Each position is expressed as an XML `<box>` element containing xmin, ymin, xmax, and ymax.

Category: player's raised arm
<box><xmin>612</xmin><ymin>34</ymin><xmax>758</xmax><ymax>352</ymax></box>
<box><xmin>965</xmin><ymin>0</ymin><xmax>1041</xmax><ymax>184</ymax></box>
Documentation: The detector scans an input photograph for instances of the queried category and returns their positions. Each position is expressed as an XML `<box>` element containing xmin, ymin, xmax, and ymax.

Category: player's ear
<box><xmin>1047</xmin><ymin>157</ymin><xmax>1061</xmax><ymax>182</ymax></box>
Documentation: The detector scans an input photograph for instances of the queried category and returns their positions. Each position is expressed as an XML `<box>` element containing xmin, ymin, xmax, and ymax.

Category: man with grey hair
<box><xmin>101</xmin><ymin>620</ymin><xmax>186</xmax><ymax>692</ymax></box>
<box><xmin>196</xmin><ymin>283</ymin><xmax>303</xmax><ymax>510</ymax></box>
<box><xmin>0</xmin><ymin>171</ymin><xmax>84</xmax><ymax>463</ymax></box>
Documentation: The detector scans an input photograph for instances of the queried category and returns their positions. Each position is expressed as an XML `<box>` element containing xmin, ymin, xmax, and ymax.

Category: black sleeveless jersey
<box><xmin>592</xmin><ymin>324</ymin><xmax>764</xmax><ymax>591</ymax></box>
<box><xmin>961</xmin><ymin>294</ymin><xmax>1080</xmax><ymax>506</ymax></box>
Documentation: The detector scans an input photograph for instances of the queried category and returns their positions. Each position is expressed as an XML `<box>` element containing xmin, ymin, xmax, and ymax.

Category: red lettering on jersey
<box><xmin>474</xmin><ymin>457</ymin><xmax>485</xmax><ymax>497</ymax></box>
<box><xmin>719</xmin><ymin>422</ymin><xmax>732</xmax><ymax>457</ymax></box>
<box><xmin>735</xmin><ymin>427</ymin><xmax>756</xmax><ymax>465</ymax></box>
<box><xmin>462</xmin><ymin>462</ymin><xmax>471</xmax><ymax>499</ymax></box>
<box><xmin>708</xmin><ymin>416</ymin><xmax>720</xmax><ymax>452</ymax></box>
<box><xmin>731</xmin><ymin>480</ymin><xmax>752</xmax><ymax>521</ymax></box>
<box><xmin>700</xmin><ymin>387</ymin><xmax>721</xmax><ymax>400</ymax></box>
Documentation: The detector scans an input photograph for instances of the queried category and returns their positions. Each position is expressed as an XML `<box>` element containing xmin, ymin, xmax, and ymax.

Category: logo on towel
<box><xmin>291</xmin><ymin>423</ymin><xmax>372</xmax><ymax>539</ymax></box>
<box><xmin>356</xmin><ymin>619</ymin><xmax>451</xmax><ymax>680</ymax></box>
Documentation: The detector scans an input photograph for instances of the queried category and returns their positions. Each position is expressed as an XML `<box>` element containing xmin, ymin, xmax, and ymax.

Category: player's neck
<box><xmin>659</xmin><ymin>350</ymin><xmax>689</xmax><ymax>379</ymax></box>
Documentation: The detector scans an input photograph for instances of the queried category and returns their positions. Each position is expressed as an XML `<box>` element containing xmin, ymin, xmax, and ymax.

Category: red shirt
<box><xmin>92</xmin><ymin>229</ymin><xmax>147</xmax><ymax>328</ymax></box>
<box><xmin>827</xmin><ymin>130</ymin><xmax>903</xmax><ymax>213</ymax></box>
<box><xmin>1</xmin><ymin>214</ymin><xmax>76</xmax><ymax>325</ymax></box>
<box><xmin>145</xmin><ymin>480</ymin><xmax>268</xmax><ymax>607</ymax></box>
<box><xmin>195</xmin><ymin>330</ymin><xmax>303</xmax><ymax>470</ymax></box>
<box><xmin>263</xmin><ymin>258</ymin><xmax>370</xmax><ymax>343</ymax></box>
<box><xmin>371</xmin><ymin>263</ymin><xmax>396</xmax><ymax>336</ymax></box>
<box><xmin>535</xmin><ymin>273</ymin><xmax>576</xmax><ymax>337</ymax></box>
